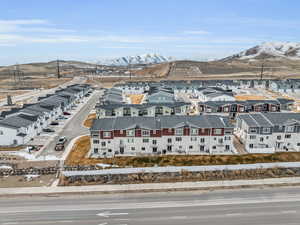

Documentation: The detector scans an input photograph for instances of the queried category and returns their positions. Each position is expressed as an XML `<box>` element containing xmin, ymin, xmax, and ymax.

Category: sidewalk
<box><xmin>1</xmin><ymin>177</ymin><xmax>300</xmax><ymax>196</ymax></box>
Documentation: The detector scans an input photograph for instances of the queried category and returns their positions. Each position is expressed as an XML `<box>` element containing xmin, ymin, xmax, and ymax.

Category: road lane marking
<box><xmin>97</xmin><ymin>211</ymin><xmax>129</xmax><ymax>218</ymax></box>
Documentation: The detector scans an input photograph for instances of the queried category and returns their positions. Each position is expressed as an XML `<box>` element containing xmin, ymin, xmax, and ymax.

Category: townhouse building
<box><xmin>236</xmin><ymin>112</ymin><xmax>300</xmax><ymax>153</ymax></box>
<box><xmin>95</xmin><ymin>102</ymin><xmax>191</xmax><ymax>118</ymax></box>
<box><xmin>0</xmin><ymin>84</ymin><xmax>91</xmax><ymax>146</ymax></box>
<box><xmin>90</xmin><ymin>115</ymin><xmax>235</xmax><ymax>158</ymax></box>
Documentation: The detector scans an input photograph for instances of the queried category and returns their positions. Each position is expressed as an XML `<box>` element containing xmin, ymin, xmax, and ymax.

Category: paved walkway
<box><xmin>1</xmin><ymin>177</ymin><xmax>300</xmax><ymax>196</ymax></box>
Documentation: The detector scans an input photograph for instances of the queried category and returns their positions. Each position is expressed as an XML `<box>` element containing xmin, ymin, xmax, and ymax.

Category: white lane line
<box><xmin>225</xmin><ymin>213</ymin><xmax>243</xmax><ymax>217</ymax></box>
<box><xmin>97</xmin><ymin>211</ymin><xmax>129</xmax><ymax>218</ymax></box>
<box><xmin>281</xmin><ymin>210</ymin><xmax>297</xmax><ymax>214</ymax></box>
<box><xmin>2</xmin><ymin>223</ymin><xmax>19</xmax><ymax>225</ymax></box>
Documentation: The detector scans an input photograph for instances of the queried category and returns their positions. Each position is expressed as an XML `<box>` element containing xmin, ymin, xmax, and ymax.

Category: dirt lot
<box><xmin>65</xmin><ymin>136</ymin><xmax>300</xmax><ymax>167</ymax></box>
<box><xmin>83</xmin><ymin>113</ymin><xmax>96</xmax><ymax>128</ymax></box>
<box><xmin>0</xmin><ymin>174</ymin><xmax>56</xmax><ymax>188</ymax></box>
<box><xmin>235</xmin><ymin>95</ymin><xmax>268</xmax><ymax>101</ymax></box>
<box><xmin>127</xmin><ymin>94</ymin><xmax>144</xmax><ymax>104</ymax></box>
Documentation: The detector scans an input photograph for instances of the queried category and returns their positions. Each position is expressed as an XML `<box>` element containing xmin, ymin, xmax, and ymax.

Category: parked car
<box><xmin>58</xmin><ymin>115</ymin><xmax>67</xmax><ymax>120</ymax></box>
<box><xmin>50</xmin><ymin>121</ymin><xmax>59</xmax><ymax>126</ymax></box>
<box><xmin>58</xmin><ymin>136</ymin><xmax>67</xmax><ymax>144</ymax></box>
<box><xmin>55</xmin><ymin>143</ymin><xmax>65</xmax><ymax>151</ymax></box>
<box><xmin>27</xmin><ymin>145</ymin><xmax>38</xmax><ymax>152</ymax></box>
<box><xmin>42</xmin><ymin>128</ymin><xmax>55</xmax><ymax>133</ymax></box>
<box><xmin>63</xmin><ymin>112</ymin><xmax>71</xmax><ymax>115</ymax></box>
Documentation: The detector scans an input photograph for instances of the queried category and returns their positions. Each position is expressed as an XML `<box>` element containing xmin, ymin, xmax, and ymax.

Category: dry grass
<box><xmin>128</xmin><ymin>94</ymin><xmax>144</xmax><ymax>104</ymax></box>
<box><xmin>0</xmin><ymin>146</ymin><xmax>24</xmax><ymax>151</ymax></box>
<box><xmin>83</xmin><ymin>113</ymin><xmax>96</xmax><ymax>128</ymax></box>
<box><xmin>65</xmin><ymin>136</ymin><xmax>300</xmax><ymax>167</ymax></box>
<box><xmin>235</xmin><ymin>95</ymin><xmax>268</xmax><ymax>101</ymax></box>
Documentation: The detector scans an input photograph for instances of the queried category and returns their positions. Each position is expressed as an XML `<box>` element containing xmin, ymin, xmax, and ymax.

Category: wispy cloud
<box><xmin>183</xmin><ymin>30</ymin><xmax>211</xmax><ymax>35</ymax></box>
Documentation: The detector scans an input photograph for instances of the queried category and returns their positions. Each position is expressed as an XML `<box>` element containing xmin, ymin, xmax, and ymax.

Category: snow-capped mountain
<box><xmin>99</xmin><ymin>54</ymin><xmax>170</xmax><ymax>66</ymax></box>
<box><xmin>223</xmin><ymin>42</ymin><xmax>300</xmax><ymax>61</ymax></box>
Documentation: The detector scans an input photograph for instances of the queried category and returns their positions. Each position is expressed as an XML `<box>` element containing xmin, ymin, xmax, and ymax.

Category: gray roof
<box><xmin>96</xmin><ymin>102</ymin><xmax>190</xmax><ymax>110</ymax></box>
<box><xmin>239</xmin><ymin>112</ymin><xmax>300</xmax><ymax>127</ymax></box>
<box><xmin>0</xmin><ymin>114</ymin><xmax>35</xmax><ymax>129</ymax></box>
<box><xmin>91</xmin><ymin>115</ymin><xmax>233</xmax><ymax>131</ymax></box>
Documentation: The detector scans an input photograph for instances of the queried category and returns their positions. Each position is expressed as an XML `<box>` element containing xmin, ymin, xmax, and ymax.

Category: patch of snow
<box><xmin>63</xmin><ymin>162</ymin><xmax>300</xmax><ymax>177</ymax></box>
<box><xmin>0</xmin><ymin>165</ymin><xmax>12</xmax><ymax>170</ymax></box>
<box><xmin>96</xmin><ymin>163</ymin><xmax>119</xmax><ymax>169</ymax></box>
<box><xmin>8</xmin><ymin>150</ymin><xmax>59</xmax><ymax>161</ymax></box>
<box><xmin>24</xmin><ymin>174</ymin><xmax>40</xmax><ymax>181</ymax></box>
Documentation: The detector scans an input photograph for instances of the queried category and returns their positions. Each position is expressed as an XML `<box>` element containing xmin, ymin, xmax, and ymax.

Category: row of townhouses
<box><xmin>95</xmin><ymin>102</ymin><xmax>191</xmax><ymax>118</ymax></box>
<box><xmin>115</xmin><ymin>79</ymin><xmax>300</xmax><ymax>96</ymax></box>
<box><xmin>198</xmin><ymin>98</ymin><xmax>294</xmax><ymax>118</ymax></box>
<box><xmin>0</xmin><ymin>84</ymin><xmax>91</xmax><ymax>146</ymax></box>
<box><xmin>90</xmin><ymin>115</ymin><xmax>235</xmax><ymax>157</ymax></box>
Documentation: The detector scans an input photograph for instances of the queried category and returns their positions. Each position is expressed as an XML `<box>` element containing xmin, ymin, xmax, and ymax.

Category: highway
<box><xmin>1</xmin><ymin>186</ymin><xmax>300</xmax><ymax>225</ymax></box>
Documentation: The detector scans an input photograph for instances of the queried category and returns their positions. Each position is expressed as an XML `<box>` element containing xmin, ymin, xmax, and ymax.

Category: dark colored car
<box><xmin>63</xmin><ymin>112</ymin><xmax>71</xmax><ymax>116</ymax></box>
<box><xmin>50</xmin><ymin>121</ymin><xmax>59</xmax><ymax>126</ymax></box>
<box><xmin>42</xmin><ymin>128</ymin><xmax>55</xmax><ymax>133</ymax></box>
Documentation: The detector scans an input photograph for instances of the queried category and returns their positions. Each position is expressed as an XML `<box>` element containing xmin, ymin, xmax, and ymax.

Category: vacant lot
<box><xmin>65</xmin><ymin>136</ymin><xmax>300</xmax><ymax>167</ymax></box>
<box><xmin>235</xmin><ymin>95</ymin><xmax>268</xmax><ymax>101</ymax></box>
<box><xmin>128</xmin><ymin>94</ymin><xmax>144</xmax><ymax>104</ymax></box>
<box><xmin>83</xmin><ymin>113</ymin><xmax>96</xmax><ymax>128</ymax></box>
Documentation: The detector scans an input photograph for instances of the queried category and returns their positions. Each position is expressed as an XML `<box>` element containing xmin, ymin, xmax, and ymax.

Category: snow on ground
<box><xmin>96</xmin><ymin>163</ymin><xmax>119</xmax><ymax>169</ymax></box>
<box><xmin>0</xmin><ymin>165</ymin><xmax>12</xmax><ymax>170</ymax></box>
<box><xmin>24</xmin><ymin>174</ymin><xmax>40</xmax><ymax>181</ymax></box>
<box><xmin>8</xmin><ymin>150</ymin><xmax>59</xmax><ymax>161</ymax></box>
<box><xmin>63</xmin><ymin>162</ymin><xmax>300</xmax><ymax>177</ymax></box>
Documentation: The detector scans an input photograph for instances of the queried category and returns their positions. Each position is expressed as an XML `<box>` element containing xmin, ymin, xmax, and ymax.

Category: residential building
<box><xmin>90</xmin><ymin>115</ymin><xmax>235</xmax><ymax>158</ymax></box>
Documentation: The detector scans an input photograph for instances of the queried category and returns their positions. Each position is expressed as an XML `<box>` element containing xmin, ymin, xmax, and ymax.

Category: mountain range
<box><xmin>98</xmin><ymin>53</ymin><xmax>170</xmax><ymax>66</ymax></box>
<box><xmin>223</xmin><ymin>42</ymin><xmax>300</xmax><ymax>61</ymax></box>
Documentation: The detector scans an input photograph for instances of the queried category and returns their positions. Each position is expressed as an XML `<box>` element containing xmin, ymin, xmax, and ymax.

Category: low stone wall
<box><xmin>0</xmin><ymin>167</ymin><xmax>59</xmax><ymax>176</ymax></box>
<box><xmin>60</xmin><ymin>167</ymin><xmax>300</xmax><ymax>186</ymax></box>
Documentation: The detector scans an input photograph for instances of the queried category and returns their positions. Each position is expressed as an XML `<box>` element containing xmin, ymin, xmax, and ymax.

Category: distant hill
<box><xmin>222</xmin><ymin>42</ymin><xmax>300</xmax><ymax>61</ymax></box>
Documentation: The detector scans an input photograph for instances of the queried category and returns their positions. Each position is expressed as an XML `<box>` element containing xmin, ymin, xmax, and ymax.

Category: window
<box><xmin>93</xmin><ymin>139</ymin><xmax>99</xmax><ymax>144</ymax></box>
<box><xmin>249</xmin><ymin>144</ymin><xmax>253</xmax><ymax>148</ymax></box>
<box><xmin>286</xmin><ymin>126</ymin><xmax>294</xmax><ymax>132</ymax></box>
<box><xmin>175</xmin><ymin>128</ymin><xmax>183</xmax><ymax>136</ymax></box>
<box><xmin>297</xmin><ymin>143</ymin><xmax>300</xmax><ymax>146</ymax></box>
<box><xmin>191</xmin><ymin>128</ymin><xmax>198</xmax><ymax>135</ymax></box>
<box><xmin>175</xmin><ymin>137</ymin><xmax>182</xmax><ymax>142</ymax></box>
<box><xmin>277</xmin><ymin>136</ymin><xmax>281</xmax><ymax>140</ymax></box>
<box><xmin>141</xmin><ymin>147</ymin><xmax>146</xmax><ymax>151</ymax></box>
<box><xmin>142</xmin><ymin>130</ymin><xmax>150</xmax><ymax>136</ymax></box>
<box><xmin>92</xmin><ymin>134</ymin><xmax>99</xmax><ymax>138</ymax></box>
<box><xmin>214</xmin><ymin>129</ymin><xmax>222</xmax><ymax>135</ymax></box>
<box><xmin>249</xmin><ymin>128</ymin><xmax>257</xmax><ymax>133</ymax></box>
<box><xmin>127</xmin><ymin>138</ymin><xmax>134</xmax><ymax>143</ymax></box>
<box><xmin>108</xmin><ymin>149</ymin><xmax>112</xmax><ymax>152</ymax></box>
<box><xmin>131</xmin><ymin>147</ymin><xmax>135</xmax><ymax>151</ymax></box>
<box><xmin>224</xmin><ymin>136</ymin><xmax>231</xmax><ymax>141</ymax></box>
<box><xmin>285</xmin><ymin>134</ymin><xmax>291</xmax><ymax>139</ymax></box>
<box><xmin>126</xmin><ymin>130</ymin><xmax>135</xmax><ymax>136</ymax></box>
<box><xmin>101</xmin><ymin>142</ymin><xmax>106</xmax><ymax>147</ymax></box>
<box><xmin>189</xmin><ymin>145</ymin><xmax>193</xmax><ymax>149</ymax></box>
<box><xmin>225</xmin><ymin>130</ymin><xmax>232</xmax><ymax>134</ymax></box>
<box><xmin>212</xmin><ymin>146</ymin><xmax>216</xmax><ymax>149</ymax></box>
<box><xmin>250</xmin><ymin>135</ymin><xmax>256</xmax><ymax>140</ymax></box>
<box><xmin>152</xmin><ymin>140</ymin><xmax>157</xmax><ymax>145</ymax></box>
<box><xmin>0</xmin><ymin>130</ymin><xmax>4</xmax><ymax>135</ymax></box>
<box><xmin>225</xmin><ymin>145</ymin><xmax>230</xmax><ymax>150</ymax></box>
<box><xmin>200</xmin><ymin>138</ymin><xmax>205</xmax><ymax>143</ymax></box>
<box><xmin>103</xmin><ymin>132</ymin><xmax>111</xmax><ymax>138</ymax></box>
<box><xmin>94</xmin><ymin>148</ymin><xmax>99</xmax><ymax>154</ymax></box>
<box><xmin>260</xmin><ymin>137</ymin><xmax>264</xmax><ymax>142</ymax></box>
<box><xmin>200</xmin><ymin>145</ymin><xmax>205</xmax><ymax>151</ymax></box>
<box><xmin>262</xmin><ymin>128</ymin><xmax>271</xmax><ymax>133</ymax></box>
<box><xmin>191</xmin><ymin>137</ymin><xmax>197</xmax><ymax>141</ymax></box>
<box><xmin>143</xmin><ymin>139</ymin><xmax>149</xmax><ymax>143</ymax></box>
<box><xmin>167</xmin><ymin>138</ymin><xmax>172</xmax><ymax>143</ymax></box>
<box><xmin>167</xmin><ymin>145</ymin><xmax>172</xmax><ymax>151</ymax></box>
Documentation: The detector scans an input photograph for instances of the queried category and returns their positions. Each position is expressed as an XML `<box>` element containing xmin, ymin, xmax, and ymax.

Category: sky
<box><xmin>1</xmin><ymin>0</ymin><xmax>300</xmax><ymax>65</ymax></box>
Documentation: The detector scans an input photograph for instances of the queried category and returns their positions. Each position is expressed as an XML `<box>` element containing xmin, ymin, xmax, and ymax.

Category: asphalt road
<box><xmin>39</xmin><ymin>89</ymin><xmax>103</xmax><ymax>158</ymax></box>
<box><xmin>1</xmin><ymin>186</ymin><xmax>300</xmax><ymax>225</ymax></box>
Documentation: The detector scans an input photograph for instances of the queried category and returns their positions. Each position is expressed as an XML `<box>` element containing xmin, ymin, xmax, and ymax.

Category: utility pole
<box><xmin>260</xmin><ymin>58</ymin><xmax>265</xmax><ymax>80</ymax></box>
<box><xmin>57</xmin><ymin>59</ymin><xmax>61</xmax><ymax>79</ymax></box>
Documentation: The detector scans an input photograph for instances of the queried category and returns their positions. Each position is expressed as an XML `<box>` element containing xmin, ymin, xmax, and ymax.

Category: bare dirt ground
<box><xmin>83</xmin><ymin>113</ymin><xmax>96</xmax><ymax>128</ymax></box>
<box><xmin>127</xmin><ymin>94</ymin><xmax>144</xmax><ymax>104</ymax></box>
<box><xmin>0</xmin><ymin>174</ymin><xmax>56</xmax><ymax>188</ymax></box>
